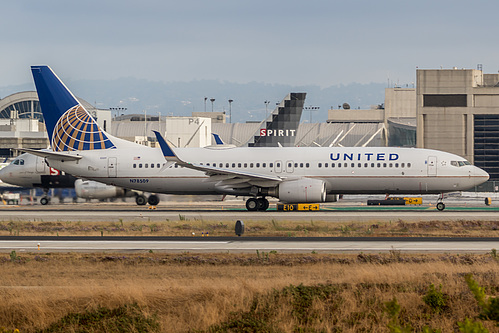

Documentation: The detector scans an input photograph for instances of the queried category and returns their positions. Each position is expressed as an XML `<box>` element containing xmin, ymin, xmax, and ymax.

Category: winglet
<box><xmin>153</xmin><ymin>131</ymin><xmax>181</xmax><ymax>162</ymax></box>
<box><xmin>212</xmin><ymin>133</ymin><xmax>224</xmax><ymax>145</ymax></box>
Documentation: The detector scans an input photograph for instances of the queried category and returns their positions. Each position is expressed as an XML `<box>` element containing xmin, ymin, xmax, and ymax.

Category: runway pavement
<box><xmin>0</xmin><ymin>236</ymin><xmax>497</xmax><ymax>254</ymax></box>
<box><xmin>1</xmin><ymin>202</ymin><xmax>499</xmax><ymax>223</ymax></box>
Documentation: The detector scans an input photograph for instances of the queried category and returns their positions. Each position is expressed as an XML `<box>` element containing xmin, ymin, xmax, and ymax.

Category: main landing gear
<box><xmin>436</xmin><ymin>193</ymin><xmax>446</xmax><ymax>211</ymax></box>
<box><xmin>135</xmin><ymin>194</ymin><xmax>160</xmax><ymax>206</ymax></box>
<box><xmin>246</xmin><ymin>197</ymin><xmax>269</xmax><ymax>211</ymax></box>
<box><xmin>40</xmin><ymin>188</ymin><xmax>50</xmax><ymax>205</ymax></box>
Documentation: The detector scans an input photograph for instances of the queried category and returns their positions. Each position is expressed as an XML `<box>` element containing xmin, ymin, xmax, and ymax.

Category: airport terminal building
<box><xmin>2</xmin><ymin>67</ymin><xmax>499</xmax><ymax>187</ymax></box>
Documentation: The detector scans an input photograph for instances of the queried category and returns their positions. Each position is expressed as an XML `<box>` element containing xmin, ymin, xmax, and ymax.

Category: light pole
<box><xmin>204</xmin><ymin>97</ymin><xmax>207</xmax><ymax>112</ymax></box>
<box><xmin>210</xmin><ymin>98</ymin><xmax>215</xmax><ymax>112</ymax></box>
<box><xmin>264</xmin><ymin>100</ymin><xmax>270</xmax><ymax>119</ymax></box>
<box><xmin>228</xmin><ymin>99</ymin><xmax>233</xmax><ymax>123</ymax></box>
<box><xmin>158</xmin><ymin>112</ymin><xmax>161</xmax><ymax>135</ymax></box>
<box><xmin>110</xmin><ymin>107</ymin><xmax>127</xmax><ymax>119</ymax></box>
<box><xmin>143</xmin><ymin>110</ymin><xmax>147</xmax><ymax>146</ymax></box>
<box><xmin>304</xmin><ymin>106</ymin><xmax>320</xmax><ymax>123</ymax></box>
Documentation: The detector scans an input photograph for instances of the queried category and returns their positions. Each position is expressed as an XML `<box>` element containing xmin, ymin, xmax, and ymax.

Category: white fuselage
<box><xmin>40</xmin><ymin>145</ymin><xmax>489</xmax><ymax>196</ymax></box>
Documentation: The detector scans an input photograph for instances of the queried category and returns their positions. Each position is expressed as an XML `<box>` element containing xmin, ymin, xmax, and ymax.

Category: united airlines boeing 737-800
<box><xmin>21</xmin><ymin>66</ymin><xmax>489</xmax><ymax>211</ymax></box>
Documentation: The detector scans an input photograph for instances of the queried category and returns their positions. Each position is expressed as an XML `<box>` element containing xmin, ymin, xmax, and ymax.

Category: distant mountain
<box><xmin>1</xmin><ymin>79</ymin><xmax>386</xmax><ymax>123</ymax></box>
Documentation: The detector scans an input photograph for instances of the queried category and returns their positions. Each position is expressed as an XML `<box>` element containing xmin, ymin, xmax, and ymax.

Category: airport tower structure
<box><xmin>417</xmin><ymin>67</ymin><xmax>499</xmax><ymax>183</ymax></box>
<box><xmin>248</xmin><ymin>92</ymin><xmax>306</xmax><ymax>147</ymax></box>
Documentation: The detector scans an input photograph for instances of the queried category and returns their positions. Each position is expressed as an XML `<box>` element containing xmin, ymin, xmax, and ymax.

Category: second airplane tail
<box><xmin>31</xmin><ymin>65</ymin><xmax>116</xmax><ymax>152</ymax></box>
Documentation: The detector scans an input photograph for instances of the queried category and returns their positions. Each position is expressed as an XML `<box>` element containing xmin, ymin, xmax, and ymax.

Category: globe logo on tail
<box><xmin>51</xmin><ymin>105</ymin><xmax>115</xmax><ymax>151</ymax></box>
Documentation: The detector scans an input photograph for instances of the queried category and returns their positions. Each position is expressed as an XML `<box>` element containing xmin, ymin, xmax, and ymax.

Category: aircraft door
<box><xmin>275</xmin><ymin>160</ymin><xmax>282</xmax><ymax>173</ymax></box>
<box><xmin>36</xmin><ymin>157</ymin><xmax>46</xmax><ymax>173</ymax></box>
<box><xmin>286</xmin><ymin>160</ymin><xmax>294</xmax><ymax>173</ymax></box>
<box><xmin>427</xmin><ymin>156</ymin><xmax>437</xmax><ymax>176</ymax></box>
<box><xmin>108</xmin><ymin>157</ymin><xmax>117</xmax><ymax>178</ymax></box>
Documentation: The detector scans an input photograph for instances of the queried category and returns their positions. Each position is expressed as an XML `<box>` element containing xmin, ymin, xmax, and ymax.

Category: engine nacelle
<box><xmin>277</xmin><ymin>179</ymin><xmax>326</xmax><ymax>203</ymax></box>
<box><xmin>75</xmin><ymin>179</ymin><xmax>128</xmax><ymax>199</ymax></box>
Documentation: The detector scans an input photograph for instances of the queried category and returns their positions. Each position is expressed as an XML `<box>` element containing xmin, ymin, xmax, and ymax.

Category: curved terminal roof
<box><xmin>0</xmin><ymin>91</ymin><xmax>97</xmax><ymax>123</ymax></box>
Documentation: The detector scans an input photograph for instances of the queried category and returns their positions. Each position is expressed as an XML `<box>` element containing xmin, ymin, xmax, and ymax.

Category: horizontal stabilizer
<box><xmin>17</xmin><ymin>148</ymin><xmax>82</xmax><ymax>161</ymax></box>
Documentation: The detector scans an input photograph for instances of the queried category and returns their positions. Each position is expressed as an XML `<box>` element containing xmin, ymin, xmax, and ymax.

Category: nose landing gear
<box><xmin>436</xmin><ymin>193</ymin><xmax>446</xmax><ymax>211</ymax></box>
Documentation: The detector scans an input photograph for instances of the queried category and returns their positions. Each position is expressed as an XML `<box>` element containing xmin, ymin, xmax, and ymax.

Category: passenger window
<box><xmin>256</xmin><ymin>163</ymin><xmax>260</xmax><ymax>168</ymax></box>
<box><xmin>276</xmin><ymin>162</ymin><xmax>280</xmax><ymax>168</ymax></box>
<box><xmin>244</xmin><ymin>163</ymin><xmax>247</xmax><ymax>168</ymax></box>
<box><xmin>338</xmin><ymin>163</ymin><xmax>341</xmax><ymax>168</ymax></box>
<box><xmin>232</xmin><ymin>163</ymin><xmax>236</xmax><ymax>168</ymax></box>
<box><xmin>407</xmin><ymin>163</ymin><xmax>411</xmax><ymax>168</ymax></box>
<box><xmin>371</xmin><ymin>163</ymin><xmax>374</xmax><ymax>167</ymax></box>
<box><xmin>238</xmin><ymin>163</ymin><xmax>241</xmax><ymax>168</ymax></box>
<box><xmin>145</xmin><ymin>164</ymin><xmax>148</xmax><ymax>168</ymax></box>
<box><xmin>250</xmin><ymin>163</ymin><xmax>254</xmax><ymax>168</ymax></box>
<box><xmin>151</xmin><ymin>164</ymin><xmax>154</xmax><ymax>168</ymax></box>
<box><xmin>270</xmin><ymin>163</ymin><xmax>273</xmax><ymax>167</ymax></box>
<box><xmin>300</xmin><ymin>163</ymin><xmax>304</xmax><ymax>168</ymax></box>
<box><xmin>139</xmin><ymin>163</ymin><xmax>143</xmax><ymax>168</ymax></box>
<box><xmin>344</xmin><ymin>163</ymin><xmax>347</xmax><ymax>168</ymax></box>
<box><xmin>401</xmin><ymin>163</ymin><xmax>405</xmax><ymax>168</ymax></box>
<box><xmin>358</xmin><ymin>163</ymin><xmax>361</xmax><ymax>168</ymax></box>
<box><xmin>263</xmin><ymin>163</ymin><xmax>266</xmax><ymax>168</ymax></box>
<box><xmin>306</xmin><ymin>163</ymin><xmax>310</xmax><ymax>168</ymax></box>
<box><xmin>377</xmin><ymin>163</ymin><xmax>380</xmax><ymax>168</ymax></box>
<box><xmin>383</xmin><ymin>163</ymin><xmax>387</xmax><ymax>168</ymax></box>
<box><xmin>332</xmin><ymin>163</ymin><xmax>335</xmax><ymax>168</ymax></box>
<box><xmin>157</xmin><ymin>164</ymin><xmax>160</xmax><ymax>168</ymax></box>
<box><xmin>395</xmin><ymin>163</ymin><xmax>399</xmax><ymax>168</ymax></box>
<box><xmin>389</xmin><ymin>163</ymin><xmax>393</xmax><ymax>168</ymax></box>
<box><xmin>325</xmin><ymin>163</ymin><xmax>328</xmax><ymax>167</ymax></box>
<box><xmin>351</xmin><ymin>163</ymin><xmax>355</xmax><ymax>168</ymax></box>
<box><xmin>295</xmin><ymin>163</ymin><xmax>298</xmax><ymax>168</ymax></box>
<box><xmin>318</xmin><ymin>163</ymin><xmax>322</xmax><ymax>168</ymax></box>
<box><xmin>133</xmin><ymin>164</ymin><xmax>136</xmax><ymax>168</ymax></box>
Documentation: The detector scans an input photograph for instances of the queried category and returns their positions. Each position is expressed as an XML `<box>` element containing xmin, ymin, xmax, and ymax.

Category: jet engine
<box><xmin>277</xmin><ymin>178</ymin><xmax>326</xmax><ymax>203</ymax></box>
<box><xmin>75</xmin><ymin>179</ymin><xmax>129</xmax><ymax>199</ymax></box>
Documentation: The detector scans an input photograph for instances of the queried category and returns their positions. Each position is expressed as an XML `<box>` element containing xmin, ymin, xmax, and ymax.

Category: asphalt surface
<box><xmin>1</xmin><ymin>236</ymin><xmax>498</xmax><ymax>253</ymax></box>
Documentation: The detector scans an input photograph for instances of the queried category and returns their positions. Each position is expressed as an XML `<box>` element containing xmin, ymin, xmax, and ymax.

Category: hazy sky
<box><xmin>2</xmin><ymin>0</ymin><xmax>499</xmax><ymax>88</ymax></box>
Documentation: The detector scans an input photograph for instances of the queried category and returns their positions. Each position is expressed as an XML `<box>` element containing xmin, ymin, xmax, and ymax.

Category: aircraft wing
<box><xmin>17</xmin><ymin>148</ymin><xmax>82</xmax><ymax>161</ymax></box>
<box><xmin>153</xmin><ymin>131</ymin><xmax>282</xmax><ymax>187</ymax></box>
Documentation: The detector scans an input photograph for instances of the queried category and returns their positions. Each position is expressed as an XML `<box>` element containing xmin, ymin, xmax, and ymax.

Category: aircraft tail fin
<box><xmin>31</xmin><ymin>65</ymin><xmax>116</xmax><ymax>152</ymax></box>
<box><xmin>212</xmin><ymin>133</ymin><xmax>224</xmax><ymax>145</ymax></box>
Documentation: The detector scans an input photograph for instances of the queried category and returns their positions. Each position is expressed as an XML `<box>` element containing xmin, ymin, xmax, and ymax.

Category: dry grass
<box><xmin>0</xmin><ymin>252</ymin><xmax>498</xmax><ymax>332</ymax></box>
<box><xmin>0</xmin><ymin>218</ymin><xmax>498</xmax><ymax>237</ymax></box>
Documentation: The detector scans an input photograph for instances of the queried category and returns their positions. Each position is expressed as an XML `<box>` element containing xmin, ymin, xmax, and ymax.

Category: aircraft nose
<box><xmin>0</xmin><ymin>166</ymin><xmax>7</xmax><ymax>182</ymax></box>
<box><xmin>474</xmin><ymin>166</ymin><xmax>489</xmax><ymax>184</ymax></box>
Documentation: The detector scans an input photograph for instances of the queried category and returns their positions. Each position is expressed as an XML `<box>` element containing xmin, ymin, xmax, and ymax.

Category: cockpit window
<box><xmin>451</xmin><ymin>160</ymin><xmax>471</xmax><ymax>167</ymax></box>
<box><xmin>12</xmin><ymin>159</ymin><xmax>24</xmax><ymax>166</ymax></box>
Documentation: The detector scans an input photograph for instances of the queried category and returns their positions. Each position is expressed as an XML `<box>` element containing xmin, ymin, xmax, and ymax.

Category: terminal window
<box><xmin>474</xmin><ymin>114</ymin><xmax>499</xmax><ymax>180</ymax></box>
<box><xmin>423</xmin><ymin>94</ymin><xmax>467</xmax><ymax>107</ymax></box>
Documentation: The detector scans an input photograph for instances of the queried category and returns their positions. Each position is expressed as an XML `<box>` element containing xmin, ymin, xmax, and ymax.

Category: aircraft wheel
<box><xmin>246</xmin><ymin>198</ymin><xmax>258</xmax><ymax>211</ymax></box>
<box><xmin>436</xmin><ymin>202</ymin><xmax>445</xmax><ymax>211</ymax></box>
<box><xmin>135</xmin><ymin>195</ymin><xmax>147</xmax><ymax>206</ymax></box>
<box><xmin>40</xmin><ymin>197</ymin><xmax>49</xmax><ymax>205</ymax></box>
<box><xmin>148</xmin><ymin>194</ymin><xmax>160</xmax><ymax>206</ymax></box>
<box><xmin>257</xmin><ymin>198</ymin><xmax>269</xmax><ymax>211</ymax></box>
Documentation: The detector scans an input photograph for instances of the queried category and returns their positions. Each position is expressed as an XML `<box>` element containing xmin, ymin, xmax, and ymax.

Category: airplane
<box><xmin>19</xmin><ymin>65</ymin><xmax>489</xmax><ymax>211</ymax></box>
<box><xmin>0</xmin><ymin>152</ymin><xmax>159</xmax><ymax>205</ymax></box>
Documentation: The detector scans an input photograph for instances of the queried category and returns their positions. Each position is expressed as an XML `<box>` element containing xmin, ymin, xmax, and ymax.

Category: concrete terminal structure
<box><xmin>417</xmin><ymin>68</ymin><xmax>499</xmax><ymax>182</ymax></box>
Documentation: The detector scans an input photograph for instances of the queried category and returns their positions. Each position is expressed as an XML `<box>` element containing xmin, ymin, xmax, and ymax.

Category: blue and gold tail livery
<box><xmin>31</xmin><ymin>66</ymin><xmax>115</xmax><ymax>151</ymax></box>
